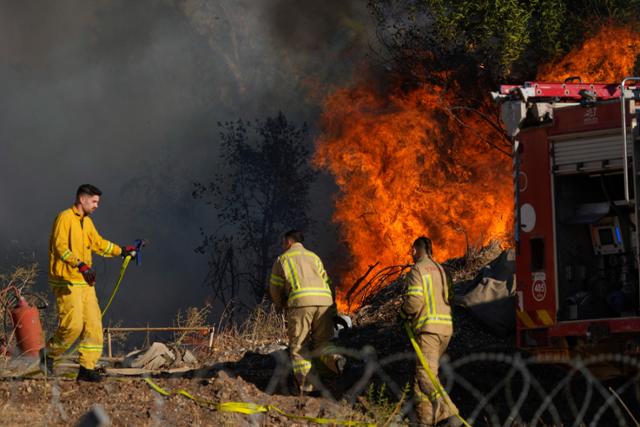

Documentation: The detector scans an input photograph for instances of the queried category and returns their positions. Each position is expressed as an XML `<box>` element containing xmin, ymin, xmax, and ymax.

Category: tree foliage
<box><xmin>194</xmin><ymin>112</ymin><xmax>317</xmax><ymax>307</ymax></box>
<box><xmin>369</xmin><ymin>0</ymin><xmax>640</xmax><ymax>87</ymax></box>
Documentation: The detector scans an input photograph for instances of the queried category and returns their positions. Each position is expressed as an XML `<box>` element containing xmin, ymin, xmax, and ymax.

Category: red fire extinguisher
<box><xmin>10</xmin><ymin>297</ymin><xmax>44</xmax><ymax>357</ymax></box>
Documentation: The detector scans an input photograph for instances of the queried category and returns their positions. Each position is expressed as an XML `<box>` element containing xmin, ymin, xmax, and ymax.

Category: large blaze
<box><xmin>537</xmin><ymin>24</ymin><xmax>640</xmax><ymax>81</ymax></box>
<box><xmin>314</xmin><ymin>82</ymin><xmax>513</xmax><ymax>311</ymax></box>
<box><xmin>315</xmin><ymin>23</ymin><xmax>640</xmax><ymax>312</ymax></box>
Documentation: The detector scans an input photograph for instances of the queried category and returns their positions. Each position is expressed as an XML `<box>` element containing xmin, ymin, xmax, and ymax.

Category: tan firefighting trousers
<box><xmin>414</xmin><ymin>332</ymin><xmax>458</xmax><ymax>426</ymax></box>
<box><xmin>287</xmin><ymin>305</ymin><xmax>342</xmax><ymax>388</ymax></box>
<box><xmin>46</xmin><ymin>285</ymin><xmax>103</xmax><ymax>369</ymax></box>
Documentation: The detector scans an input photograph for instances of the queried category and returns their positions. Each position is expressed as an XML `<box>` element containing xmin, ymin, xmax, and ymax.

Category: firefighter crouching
<box><xmin>41</xmin><ymin>184</ymin><xmax>137</xmax><ymax>382</ymax></box>
<box><xmin>269</xmin><ymin>229</ymin><xmax>345</xmax><ymax>392</ymax></box>
<box><xmin>400</xmin><ymin>237</ymin><xmax>460</xmax><ymax>427</ymax></box>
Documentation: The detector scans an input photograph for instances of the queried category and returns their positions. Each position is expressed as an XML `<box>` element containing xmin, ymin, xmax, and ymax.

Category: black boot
<box><xmin>77</xmin><ymin>366</ymin><xmax>102</xmax><ymax>383</ymax></box>
<box><xmin>39</xmin><ymin>348</ymin><xmax>54</xmax><ymax>376</ymax></box>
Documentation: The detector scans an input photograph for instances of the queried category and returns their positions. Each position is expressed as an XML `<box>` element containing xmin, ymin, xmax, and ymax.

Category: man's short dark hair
<box><xmin>284</xmin><ymin>229</ymin><xmax>304</xmax><ymax>243</ymax></box>
<box><xmin>413</xmin><ymin>236</ymin><xmax>433</xmax><ymax>257</ymax></box>
<box><xmin>76</xmin><ymin>184</ymin><xmax>102</xmax><ymax>199</ymax></box>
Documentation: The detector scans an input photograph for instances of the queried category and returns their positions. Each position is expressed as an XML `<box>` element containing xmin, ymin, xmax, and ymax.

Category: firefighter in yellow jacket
<box><xmin>400</xmin><ymin>237</ymin><xmax>460</xmax><ymax>427</ymax></box>
<box><xmin>269</xmin><ymin>230</ymin><xmax>344</xmax><ymax>392</ymax></box>
<box><xmin>40</xmin><ymin>184</ymin><xmax>137</xmax><ymax>382</ymax></box>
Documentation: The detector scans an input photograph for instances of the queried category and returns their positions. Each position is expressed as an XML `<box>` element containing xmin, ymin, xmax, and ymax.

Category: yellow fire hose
<box><xmin>100</xmin><ymin>255</ymin><xmax>132</xmax><ymax>317</ymax></box>
<box><xmin>144</xmin><ymin>377</ymin><xmax>376</xmax><ymax>426</ymax></box>
<box><xmin>403</xmin><ymin>322</ymin><xmax>472</xmax><ymax>427</ymax></box>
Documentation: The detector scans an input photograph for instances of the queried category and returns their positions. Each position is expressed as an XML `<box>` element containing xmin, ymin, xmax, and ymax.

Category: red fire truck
<box><xmin>495</xmin><ymin>78</ymin><xmax>640</xmax><ymax>357</ymax></box>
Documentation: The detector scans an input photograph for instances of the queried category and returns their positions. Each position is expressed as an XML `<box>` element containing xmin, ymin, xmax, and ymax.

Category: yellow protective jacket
<box><xmin>48</xmin><ymin>206</ymin><xmax>122</xmax><ymax>287</ymax></box>
<box><xmin>269</xmin><ymin>243</ymin><xmax>334</xmax><ymax>309</ymax></box>
<box><xmin>400</xmin><ymin>255</ymin><xmax>453</xmax><ymax>336</ymax></box>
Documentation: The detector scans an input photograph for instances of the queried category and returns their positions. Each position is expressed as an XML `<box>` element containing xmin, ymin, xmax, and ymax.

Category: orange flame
<box><xmin>537</xmin><ymin>24</ymin><xmax>640</xmax><ymax>82</ymax></box>
<box><xmin>314</xmin><ymin>82</ymin><xmax>513</xmax><ymax>311</ymax></box>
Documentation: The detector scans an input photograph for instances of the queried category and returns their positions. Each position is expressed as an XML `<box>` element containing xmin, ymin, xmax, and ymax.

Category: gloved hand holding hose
<box><xmin>120</xmin><ymin>244</ymin><xmax>138</xmax><ymax>259</ymax></box>
<box><xmin>77</xmin><ymin>262</ymin><xmax>96</xmax><ymax>285</ymax></box>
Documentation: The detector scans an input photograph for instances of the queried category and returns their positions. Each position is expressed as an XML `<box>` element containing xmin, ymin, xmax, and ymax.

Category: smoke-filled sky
<box><xmin>0</xmin><ymin>0</ymin><xmax>373</xmax><ymax>325</ymax></box>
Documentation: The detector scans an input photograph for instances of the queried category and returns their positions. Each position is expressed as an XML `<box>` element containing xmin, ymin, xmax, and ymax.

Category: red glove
<box><xmin>121</xmin><ymin>245</ymin><xmax>137</xmax><ymax>259</ymax></box>
<box><xmin>77</xmin><ymin>262</ymin><xmax>96</xmax><ymax>285</ymax></box>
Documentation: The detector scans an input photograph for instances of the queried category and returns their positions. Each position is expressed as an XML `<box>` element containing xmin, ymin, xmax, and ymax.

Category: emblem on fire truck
<box><xmin>520</xmin><ymin>203</ymin><xmax>536</xmax><ymax>232</ymax></box>
<box><xmin>532</xmin><ymin>272</ymin><xmax>546</xmax><ymax>302</ymax></box>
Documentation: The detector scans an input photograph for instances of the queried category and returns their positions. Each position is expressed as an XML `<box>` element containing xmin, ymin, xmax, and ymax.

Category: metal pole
<box><xmin>104</xmin><ymin>327</ymin><xmax>211</xmax><ymax>332</ymax></box>
<box><xmin>107</xmin><ymin>330</ymin><xmax>112</xmax><ymax>358</ymax></box>
<box><xmin>621</xmin><ymin>77</ymin><xmax>640</xmax><ymax>318</ymax></box>
<box><xmin>208</xmin><ymin>327</ymin><xmax>215</xmax><ymax>349</ymax></box>
<box><xmin>102</xmin><ymin>326</ymin><xmax>213</xmax><ymax>355</ymax></box>
<box><xmin>621</xmin><ymin>77</ymin><xmax>640</xmax><ymax>204</ymax></box>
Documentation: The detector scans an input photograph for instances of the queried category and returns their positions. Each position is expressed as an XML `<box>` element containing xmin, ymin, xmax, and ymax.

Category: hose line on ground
<box><xmin>144</xmin><ymin>377</ymin><xmax>376</xmax><ymax>426</ymax></box>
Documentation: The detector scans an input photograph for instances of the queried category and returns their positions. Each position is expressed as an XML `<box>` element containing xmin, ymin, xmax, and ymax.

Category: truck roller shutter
<box><xmin>552</xmin><ymin>133</ymin><xmax>633</xmax><ymax>175</ymax></box>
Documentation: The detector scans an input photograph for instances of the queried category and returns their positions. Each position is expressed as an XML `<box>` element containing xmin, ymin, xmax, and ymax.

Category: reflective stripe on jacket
<box><xmin>48</xmin><ymin>206</ymin><xmax>122</xmax><ymax>286</ymax></box>
<box><xmin>269</xmin><ymin>243</ymin><xmax>333</xmax><ymax>308</ymax></box>
<box><xmin>400</xmin><ymin>255</ymin><xmax>453</xmax><ymax>336</ymax></box>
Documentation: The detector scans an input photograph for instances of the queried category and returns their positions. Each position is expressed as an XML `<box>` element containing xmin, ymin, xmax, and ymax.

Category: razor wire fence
<box><xmin>1</xmin><ymin>343</ymin><xmax>639</xmax><ymax>426</ymax></box>
<box><xmin>251</xmin><ymin>345</ymin><xmax>640</xmax><ymax>427</ymax></box>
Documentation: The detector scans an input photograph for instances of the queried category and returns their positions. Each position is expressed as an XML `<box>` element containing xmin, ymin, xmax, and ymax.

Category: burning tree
<box><xmin>194</xmin><ymin>112</ymin><xmax>317</xmax><ymax>309</ymax></box>
<box><xmin>537</xmin><ymin>25</ymin><xmax>640</xmax><ymax>82</ymax></box>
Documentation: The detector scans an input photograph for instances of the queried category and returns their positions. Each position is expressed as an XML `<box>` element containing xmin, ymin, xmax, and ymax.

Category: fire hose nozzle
<box><xmin>132</xmin><ymin>239</ymin><xmax>148</xmax><ymax>265</ymax></box>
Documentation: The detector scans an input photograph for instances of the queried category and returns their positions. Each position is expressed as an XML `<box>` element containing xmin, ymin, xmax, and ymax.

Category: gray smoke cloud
<box><xmin>0</xmin><ymin>0</ymin><xmax>373</xmax><ymax>325</ymax></box>
<box><xmin>267</xmin><ymin>0</ymin><xmax>366</xmax><ymax>48</ymax></box>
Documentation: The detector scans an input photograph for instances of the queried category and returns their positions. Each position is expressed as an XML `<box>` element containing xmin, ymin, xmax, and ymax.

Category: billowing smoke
<box><xmin>267</xmin><ymin>0</ymin><xmax>365</xmax><ymax>48</ymax></box>
<box><xmin>0</xmin><ymin>0</ymin><xmax>373</xmax><ymax>325</ymax></box>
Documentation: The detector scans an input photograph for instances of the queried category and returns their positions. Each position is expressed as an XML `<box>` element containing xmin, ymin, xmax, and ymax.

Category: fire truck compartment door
<box><xmin>552</xmin><ymin>133</ymin><xmax>633</xmax><ymax>175</ymax></box>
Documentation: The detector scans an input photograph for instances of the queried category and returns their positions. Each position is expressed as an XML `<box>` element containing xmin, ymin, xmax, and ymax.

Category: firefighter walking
<box><xmin>401</xmin><ymin>237</ymin><xmax>460</xmax><ymax>427</ymax></box>
<box><xmin>41</xmin><ymin>184</ymin><xmax>137</xmax><ymax>382</ymax></box>
<box><xmin>269</xmin><ymin>230</ymin><xmax>344</xmax><ymax>392</ymax></box>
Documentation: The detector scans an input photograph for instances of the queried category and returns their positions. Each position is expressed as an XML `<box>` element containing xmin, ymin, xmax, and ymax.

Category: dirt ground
<box><xmin>0</xmin><ymin>369</ymin><xmax>368</xmax><ymax>426</ymax></box>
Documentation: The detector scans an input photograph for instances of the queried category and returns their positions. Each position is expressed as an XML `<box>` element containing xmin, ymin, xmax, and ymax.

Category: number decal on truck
<box><xmin>532</xmin><ymin>272</ymin><xmax>546</xmax><ymax>302</ymax></box>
